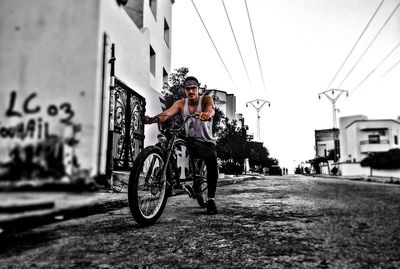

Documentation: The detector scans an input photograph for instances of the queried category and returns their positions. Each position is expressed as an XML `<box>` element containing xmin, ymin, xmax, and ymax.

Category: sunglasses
<box><xmin>185</xmin><ymin>86</ymin><xmax>198</xmax><ymax>91</ymax></box>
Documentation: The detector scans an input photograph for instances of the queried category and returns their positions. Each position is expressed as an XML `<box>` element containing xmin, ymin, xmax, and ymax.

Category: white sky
<box><xmin>171</xmin><ymin>0</ymin><xmax>400</xmax><ymax>171</ymax></box>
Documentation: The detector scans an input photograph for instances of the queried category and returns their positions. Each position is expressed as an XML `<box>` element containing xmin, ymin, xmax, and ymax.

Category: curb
<box><xmin>310</xmin><ymin>174</ymin><xmax>400</xmax><ymax>185</ymax></box>
<box><xmin>0</xmin><ymin>195</ymin><xmax>128</xmax><ymax>234</ymax></box>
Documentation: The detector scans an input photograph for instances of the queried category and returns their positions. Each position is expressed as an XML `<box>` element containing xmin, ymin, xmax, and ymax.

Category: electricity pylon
<box><xmin>246</xmin><ymin>99</ymin><xmax>270</xmax><ymax>140</ymax></box>
<box><xmin>318</xmin><ymin>89</ymin><xmax>348</xmax><ymax>128</ymax></box>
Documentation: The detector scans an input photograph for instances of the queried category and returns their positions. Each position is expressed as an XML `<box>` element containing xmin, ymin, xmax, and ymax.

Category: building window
<box><xmin>368</xmin><ymin>135</ymin><xmax>380</xmax><ymax>144</ymax></box>
<box><xmin>395</xmin><ymin>135</ymin><xmax>398</xmax><ymax>145</ymax></box>
<box><xmin>149</xmin><ymin>0</ymin><xmax>157</xmax><ymax>20</ymax></box>
<box><xmin>150</xmin><ymin>45</ymin><xmax>156</xmax><ymax>76</ymax></box>
<box><xmin>163</xmin><ymin>68</ymin><xmax>168</xmax><ymax>85</ymax></box>
<box><xmin>164</xmin><ymin>18</ymin><xmax>170</xmax><ymax>47</ymax></box>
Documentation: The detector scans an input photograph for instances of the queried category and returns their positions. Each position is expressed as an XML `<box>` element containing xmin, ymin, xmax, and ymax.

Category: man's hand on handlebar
<box><xmin>195</xmin><ymin>112</ymin><xmax>212</xmax><ymax>121</ymax></box>
<box><xmin>143</xmin><ymin>115</ymin><xmax>159</xmax><ymax>125</ymax></box>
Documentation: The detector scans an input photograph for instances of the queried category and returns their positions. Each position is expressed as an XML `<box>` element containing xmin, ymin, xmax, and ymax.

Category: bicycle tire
<box><xmin>193</xmin><ymin>160</ymin><xmax>208</xmax><ymax>208</ymax></box>
<box><xmin>128</xmin><ymin>146</ymin><xmax>170</xmax><ymax>226</ymax></box>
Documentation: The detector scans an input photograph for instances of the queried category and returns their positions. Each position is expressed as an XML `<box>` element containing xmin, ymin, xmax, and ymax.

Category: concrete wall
<box><xmin>0</xmin><ymin>0</ymin><xmax>100</xmax><ymax>179</ymax></box>
<box><xmin>337</xmin><ymin>163</ymin><xmax>400</xmax><ymax>178</ymax></box>
<box><xmin>0</xmin><ymin>0</ymin><xmax>173</xmax><ymax>181</ymax></box>
<box><xmin>97</xmin><ymin>0</ymin><xmax>170</xmax><ymax>172</ymax></box>
<box><xmin>143</xmin><ymin>0</ymin><xmax>172</xmax><ymax>91</ymax></box>
<box><xmin>337</xmin><ymin>163</ymin><xmax>370</xmax><ymax>176</ymax></box>
<box><xmin>339</xmin><ymin>115</ymin><xmax>367</xmax><ymax>162</ymax></box>
<box><xmin>346</xmin><ymin>123</ymin><xmax>360</xmax><ymax>162</ymax></box>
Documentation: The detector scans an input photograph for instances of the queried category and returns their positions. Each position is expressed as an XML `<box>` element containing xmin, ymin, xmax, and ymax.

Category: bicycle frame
<box><xmin>155</xmin><ymin>117</ymin><xmax>207</xmax><ymax>195</ymax></box>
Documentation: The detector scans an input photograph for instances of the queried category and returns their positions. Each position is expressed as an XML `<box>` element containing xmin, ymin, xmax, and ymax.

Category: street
<box><xmin>1</xmin><ymin>175</ymin><xmax>400</xmax><ymax>268</ymax></box>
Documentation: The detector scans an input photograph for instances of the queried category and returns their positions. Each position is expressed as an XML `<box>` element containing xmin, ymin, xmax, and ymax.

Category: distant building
<box><xmin>315</xmin><ymin>128</ymin><xmax>340</xmax><ymax>160</ymax></box>
<box><xmin>339</xmin><ymin>115</ymin><xmax>400</xmax><ymax>163</ymax></box>
<box><xmin>235</xmin><ymin>113</ymin><xmax>246</xmax><ymax>129</ymax></box>
<box><xmin>0</xmin><ymin>0</ymin><xmax>174</xmax><ymax>181</ymax></box>
<box><xmin>204</xmin><ymin>89</ymin><xmax>236</xmax><ymax>121</ymax></box>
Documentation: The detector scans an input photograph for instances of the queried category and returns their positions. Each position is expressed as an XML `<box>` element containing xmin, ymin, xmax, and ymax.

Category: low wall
<box><xmin>325</xmin><ymin>162</ymin><xmax>400</xmax><ymax>178</ymax></box>
<box><xmin>338</xmin><ymin>163</ymin><xmax>370</xmax><ymax>177</ymax></box>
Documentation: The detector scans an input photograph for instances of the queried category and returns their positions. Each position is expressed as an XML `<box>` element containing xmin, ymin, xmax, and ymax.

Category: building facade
<box><xmin>0</xmin><ymin>0</ymin><xmax>173</xmax><ymax>182</ymax></box>
<box><xmin>205</xmin><ymin>89</ymin><xmax>236</xmax><ymax>121</ymax></box>
<box><xmin>315</xmin><ymin>128</ymin><xmax>340</xmax><ymax>160</ymax></box>
<box><xmin>339</xmin><ymin>115</ymin><xmax>400</xmax><ymax>163</ymax></box>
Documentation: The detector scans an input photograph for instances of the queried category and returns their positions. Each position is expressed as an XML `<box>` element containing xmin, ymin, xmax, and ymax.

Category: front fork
<box><xmin>159</xmin><ymin>136</ymin><xmax>177</xmax><ymax>189</ymax></box>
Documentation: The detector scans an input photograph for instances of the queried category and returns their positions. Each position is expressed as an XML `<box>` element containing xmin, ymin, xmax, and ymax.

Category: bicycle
<box><xmin>128</xmin><ymin>115</ymin><xmax>208</xmax><ymax>226</ymax></box>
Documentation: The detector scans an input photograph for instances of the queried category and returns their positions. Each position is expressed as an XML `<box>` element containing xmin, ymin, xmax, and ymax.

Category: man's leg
<box><xmin>202</xmin><ymin>145</ymin><xmax>218</xmax><ymax>199</ymax></box>
<box><xmin>190</xmin><ymin>140</ymin><xmax>218</xmax><ymax>199</ymax></box>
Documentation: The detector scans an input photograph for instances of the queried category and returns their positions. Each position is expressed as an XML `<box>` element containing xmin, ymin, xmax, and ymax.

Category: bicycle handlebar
<box><xmin>151</xmin><ymin>114</ymin><xmax>210</xmax><ymax>133</ymax></box>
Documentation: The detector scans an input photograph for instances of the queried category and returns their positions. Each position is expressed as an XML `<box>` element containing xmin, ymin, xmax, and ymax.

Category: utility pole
<box><xmin>319</xmin><ymin>89</ymin><xmax>348</xmax><ymax>164</ymax></box>
<box><xmin>318</xmin><ymin>89</ymin><xmax>348</xmax><ymax>128</ymax></box>
<box><xmin>246</xmin><ymin>99</ymin><xmax>270</xmax><ymax>140</ymax></box>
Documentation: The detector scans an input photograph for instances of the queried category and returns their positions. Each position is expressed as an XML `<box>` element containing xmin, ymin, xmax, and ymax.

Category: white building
<box><xmin>0</xmin><ymin>0</ymin><xmax>174</xmax><ymax>181</ymax></box>
<box><xmin>339</xmin><ymin>115</ymin><xmax>400</xmax><ymax>163</ymax></box>
<box><xmin>314</xmin><ymin>128</ymin><xmax>340</xmax><ymax>160</ymax></box>
<box><xmin>204</xmin><ymin>89</ymin><xmax>236</xmax><ymax>121</ymax></box>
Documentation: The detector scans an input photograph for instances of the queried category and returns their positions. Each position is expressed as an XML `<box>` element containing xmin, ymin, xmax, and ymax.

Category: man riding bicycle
<box><xmin>144</xmin><ymin>76</ymin><xmax>218</xmax><ymax>215</ymax></box>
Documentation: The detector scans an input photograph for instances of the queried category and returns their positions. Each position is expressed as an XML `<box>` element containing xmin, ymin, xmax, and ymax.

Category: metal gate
<box><xmin>107</xmin><ymin>44</ymin><xmax>146</xmax><ymax>173</ymax></box>
<box><xmin>111</xmin><ymin>78</ymin><xmax>145</xmax><ymax>170</ymax></box>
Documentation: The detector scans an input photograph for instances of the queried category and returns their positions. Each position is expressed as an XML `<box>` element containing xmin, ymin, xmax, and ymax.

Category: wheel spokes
<box><xmin>137</xmin><ymin>153</ymin><xmax>166</xmax><ymax>218</ymax></box>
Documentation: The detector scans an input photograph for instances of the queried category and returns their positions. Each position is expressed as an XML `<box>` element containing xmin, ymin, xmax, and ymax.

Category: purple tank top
<box><xmin>182</xmin><ymin>96</ymin><xmax>215</xmax><ymax>144</ymax></box>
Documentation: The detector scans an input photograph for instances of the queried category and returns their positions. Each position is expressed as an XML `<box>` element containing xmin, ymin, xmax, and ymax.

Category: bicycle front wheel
<box><xmin>128</xmin><ymin>146</ymin><xmax>169</xmax><ymax>226</ymax></box>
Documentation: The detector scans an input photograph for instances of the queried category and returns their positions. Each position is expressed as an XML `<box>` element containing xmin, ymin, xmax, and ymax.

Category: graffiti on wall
<box><xmin>0</xmin><ymin>91</ymin><xmax>75</xmax><ymax>140</ymax></box>
<box><xmin>0</xmin><ymin>91</ymin><xmax>80</xmax><ymax>181</ymax></box>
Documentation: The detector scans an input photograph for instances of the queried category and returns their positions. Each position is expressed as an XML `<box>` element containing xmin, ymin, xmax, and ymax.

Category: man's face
<box><xmin>185</xmin><ymin>85</ymin><xmax>199</xmax><ymax>100</ymax></box>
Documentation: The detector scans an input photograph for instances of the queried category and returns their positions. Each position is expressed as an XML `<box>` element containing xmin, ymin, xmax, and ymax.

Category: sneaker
<box><xmin>207</xmin><ymin>199</ymin><xmax>218</xmax><ymax>215</ymax></box>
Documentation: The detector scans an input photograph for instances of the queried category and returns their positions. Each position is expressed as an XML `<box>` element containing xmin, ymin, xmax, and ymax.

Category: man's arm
<box><xmin>198</xmin><ymin>95</ymin><xmax>215</xmax><ymax>121</ymax></box>
<box><xmin>144</xmin><ymin>99</ymin><xmax>184</xmax><ymax>124</ymax></box>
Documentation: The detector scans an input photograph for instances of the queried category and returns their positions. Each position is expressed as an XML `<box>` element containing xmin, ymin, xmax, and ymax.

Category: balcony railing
<box><xmin>360</xmin><ymin>140</ymin><xmax>389</xmax><ymax>145</ymax></box>
<box><xmin>360</xmin><ymin>140</ymin><xmax>390</xmax><ymax>153</ymax></box>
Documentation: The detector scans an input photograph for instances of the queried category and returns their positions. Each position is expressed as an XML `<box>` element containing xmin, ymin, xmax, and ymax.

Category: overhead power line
<box><xmin>244</xmin><ymin>0</ymin><xmax>267</xmax><ymax>95</ymax></box>
<box><xmin>190</xmin><ymin>0</ymin><xmax>237</xmax><ymax>89</ymax></box>
<box><xmin>325</xmin><ymin>0</ymin><xmax>385</xmax><ymax>91</ymax></box>
<box><xmin>337</xmin><ymin>0</ymin><xmax>400</xmax><ymax>88</ymax></box>
<box><xmin>381</xmin><ymin>58</ymin><xmax>400</xmax><ymax>78</ymax></box>
<box><xmin>352</xmin><ymin>41</ymin><xmax>400</xmax><ymax>93</ymax></box>
<box><xmin>221</xmin><ymin>0</ymin><xmax>253</xmax><ymax>90</ymax></box>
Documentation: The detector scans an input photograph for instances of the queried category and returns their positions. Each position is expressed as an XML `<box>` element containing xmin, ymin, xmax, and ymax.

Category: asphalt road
<box><xmin>1</xmin><ymin>175</ymin><xmax>400</xmax><ymax>268</ymax></box>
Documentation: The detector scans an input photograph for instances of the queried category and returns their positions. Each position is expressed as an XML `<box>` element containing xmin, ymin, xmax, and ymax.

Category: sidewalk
<box><xmin>0</xmin><ymin>174</ymin><xmax>260</xmax><ymax>233</ymax></box>
<box><xmin>312</xmin><ymin>174</ymin><xmax>400</xmax><ymax>185</ymax></box>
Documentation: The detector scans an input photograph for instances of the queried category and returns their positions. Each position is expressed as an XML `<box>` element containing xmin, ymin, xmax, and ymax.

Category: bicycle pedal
<box><xmin>183</xmin><ymin>184</ymin><xmax>195</xmax><ymax>198</ymax></box>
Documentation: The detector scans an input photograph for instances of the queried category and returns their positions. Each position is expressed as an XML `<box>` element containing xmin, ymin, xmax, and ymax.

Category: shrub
<box><xmin>220</xmin><ymin>162</ymin><xmax>244</xmax><ymax>175</ymax></box>
<box><xmin>331</xmin><ymin>167</ymin><xmax>338</xmax><ymax>175</ymax></box>
<box><xmin>360</xmin><ymin>148</ymin><xmax>400</xmax><ymax>169</ymax></box>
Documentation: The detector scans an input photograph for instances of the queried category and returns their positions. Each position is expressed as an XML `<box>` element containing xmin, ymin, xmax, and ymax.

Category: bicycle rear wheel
<box><xmin>193</xmin><ymin>160</ymin><xmax>208</xmax><ymax>208</ymax></box>
<box><xmin>128</xmin><ymin>146</ymin><xmax>169</xmax><ymax>226</ymax></box>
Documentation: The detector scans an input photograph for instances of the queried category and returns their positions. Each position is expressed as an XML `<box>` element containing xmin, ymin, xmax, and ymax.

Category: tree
<box><xmin>247</xmin><ymin>141</ymin><xmax>278</xmax><ymax>169</ymax></box>
<box><xmin>162</xmin><ymin>67</ymin><xmax>189</xmax><ymax>108</ymax></box>
<box><xmin>327</xmin><ymin>149</ymin><xmax>339</xmax><ymax>162</ymax></box>
<box><xmin>360</xmin><ymin>148</ymin><xmax>400</xmax><ymax>169</ymax></box>
<box><xmin>216</xmin><ymin>119</ymin><xmax>248</xmax><ymax>175</ymax></box>
<box><xmin>308</xmin><ymin>156</ymin><xmax>327</xmax><ymax>174</ymax></box>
